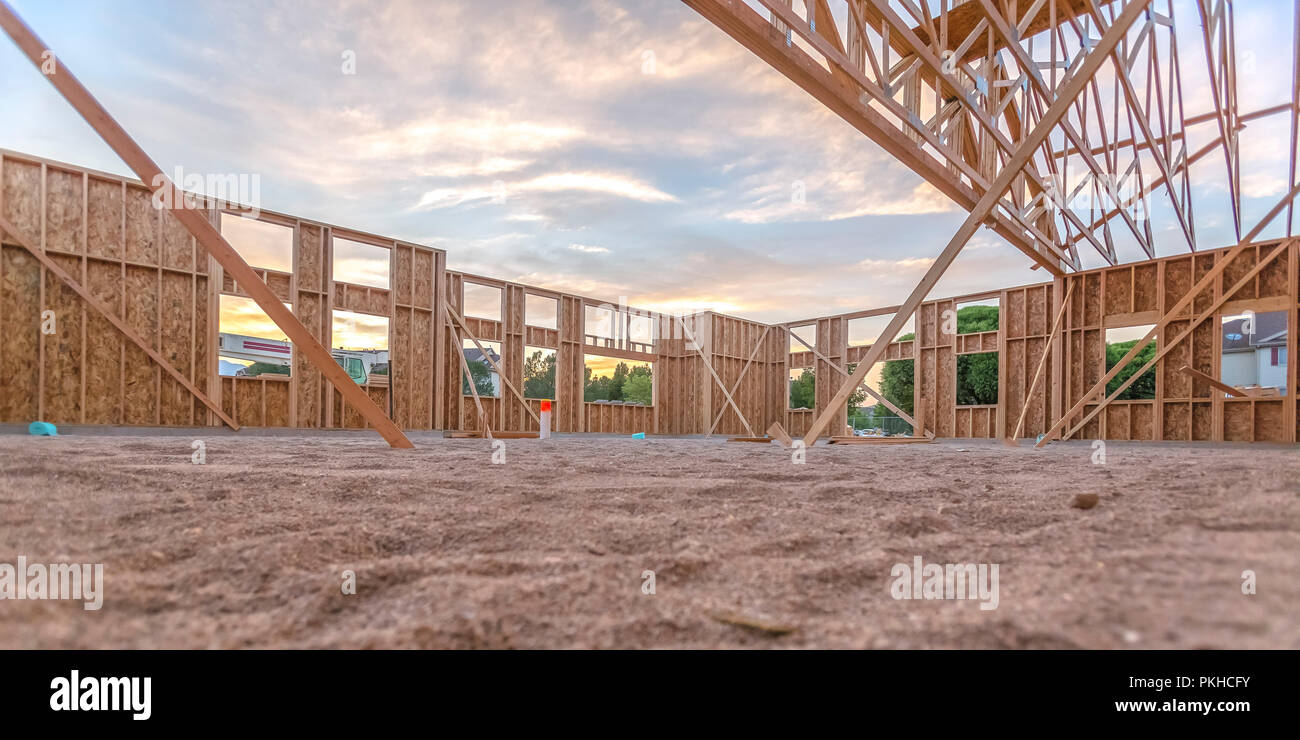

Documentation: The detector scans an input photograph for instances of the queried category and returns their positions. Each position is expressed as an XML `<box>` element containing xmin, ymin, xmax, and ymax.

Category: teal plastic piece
<box><xmin>28</xmin><ymin>421</ymin><xmax>58</xmax><ymax>436</ymax></box>
<box><xmin>631</xmin><ymin>432</ymin><xmax>646</xmax><ymax>439</ymax></box>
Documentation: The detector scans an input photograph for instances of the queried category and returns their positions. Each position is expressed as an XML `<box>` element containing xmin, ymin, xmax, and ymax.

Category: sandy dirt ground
<box><xmin>0</xmin><ymin>430</ymin><xmax>1297</xmax><ymax>649</ymax></box>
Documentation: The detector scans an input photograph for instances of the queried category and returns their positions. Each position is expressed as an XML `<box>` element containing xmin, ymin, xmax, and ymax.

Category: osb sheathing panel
<box><xmin>42</xmin><ymin>253</ymin><xmax>83</xmax><ymax>423</ymax></box>
<box><xmin>1133</xmin><ymin>264</ymin><xmax>1158</xmax><ymax>312</ymax></box>
<box><xmin>394</xmin><ymin>246</ymin><xmax>413</xmax><ymax>306</ymax></box>
<box><xmin>1005</xmin><ymin>290</ymin><xmax>1026</xmax><ymax>338</ymax></box>
<box><xmin>1105</xmin><ymin>267</ymin><xmax>1132</xmax><ymax>315</ymax></box>
<box><xmin>1104</xmin><ymin>404</ymin><xmax>1130</xmax><ymax>440</ymax></box>
<box><xmin>1254</xmin><ymin>400</ymin><xmax>1286</xmax><ymax>442</ymax></box>
<box><xmin>45</xmin><ymin>167</ymin><xmax>83</xmax><ymax>255</ymax></box>
<box><xmin>1192</xmin><ymin>402</ymin><xmax>1213</xmax><ymax>441</ymax></box>
<box><xmin>1084</xmin><ymin>273</ymin><xmax>1102</xmax><ymax>326</ymax></box>
<box><xmin>1084</xmin><ymin>329</ymin><xmax>1103</xmax><ymax>391</ymax></box>
<box><xmin>122</xmin><ymin>266</ymin><xmax>158</xmax><ymax>425</ymax></box>
<box><xmin>1079</xmin><ymin>404</ymin><xmax>1101</xmax><ymax>439</ymax></box>
<box><xmin>1162</xmin><ymin>401</ymin><xmax>1191</xmax><ymax>441</ymax></box>
<box><xmin>1258</xmin><ymin>244</ymin><xmax>1289</xmax><ymax>298</ymax></box>
<box><xmin>86</xmin><ymin>178</ymin><xmax>122</xmax><ymax>260</ymax></box>
<box><xmin>458</xmin><ymin>396</ymin><xmax>500</xmax><ymax>432</ymax></box>
<box><xmin>954</xmin><ymin>406</ymin><xmax>995</xmax><ymax>438</ymax></box>
<box><xmin>1220</xmin><ymin>248</ymin><xmax>1258</xmax><ymax>301</ymax></box>
<box><xmin>1192</xmin><ymin>254</ymin><xmax>1217</xmax><ymax>314</ymax></box>
<box><xmin>193</xmin><ymin>275</ymin><xmax>211</xmax><ymax>423</ymax></box>
<box><xmin>158</xmin><ymin>271</ymin><xmax>192</xmax><ymax>425</ymax></box>
<box><xmin>413</xmin><ymin>249</ymin><xmax>435</xmax><ymax>309</ymax></box>
<box><xmin>1163</xmin><ymin>257</ymin><xmax>1192</xmax><ymax>315</ymax></box>
<box><xmin>391</xmin><ymin>309</ymin><xmax>412</xmax><ymax>428</ymax></box>
<box><xmin>123</xmin><ymin>186</ymin><xmax>158</xmax><ymax>266</ymax></box>
<box><xmin>160</xmin><ymin>209</ymin><xmax>192</xmax><ymax>272</ymax></box>
<box><xmin>1162</xmin><ymin>318</ymin><xmax>1193</xmax><ymax>398</ymax></box>
<box><xmin>1223</xmin><ymin>400</ymin><xmax>1253</xmax><ymax>441</ymax></box>
<box><xmin>265</xmin><ymin>380</ymin><xmax>291</xmax><ymax>428</ymax></box>
<box><xmin>236</xmin><ymin>378</ymin><xmax>265</xmax><ymax>427</ymax></box>
<box><xmin>2</xmin><ymin>159</ymin><xmax>41</xmax><ymax>239</ymax></box>
<box><xmin>411</xmin><ymin>308</ymin><xmax>433</xmax><ymax>427</ymax></box>
<box><xmin>84</xmin><ymin>259</ymin><xmax>122</xmax><ymax>424</ymax></box>
<box><xmin>294</xmin><ymin>293</ymin><xmax>324</xmax><ymax>428</ymax></box>
<box><xmin>1191</xmin><ymin>321</ymin><xmax>1215</xmax><ymax>397</ymax></box>
<box><xmin>298</xmin><ymin>224</ymin><xmax>324</xmax><ymax>292</ymax></box>
<box><xmin>1130</xmin><ymin>401</ymin><xmax>1155</xmax><ymax>440</ymax></box>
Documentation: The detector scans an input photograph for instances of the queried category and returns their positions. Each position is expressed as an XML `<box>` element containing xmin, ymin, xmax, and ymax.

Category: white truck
<box><xmin>218</xmin><ymin>333</ymin><xmax>387</xmax><ymax>385</ymax></box>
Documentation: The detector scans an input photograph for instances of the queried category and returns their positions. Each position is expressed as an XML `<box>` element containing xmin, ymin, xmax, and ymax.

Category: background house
<box><xmin>1221</xmin><ymin>311</ymin><xmax>1289</xmax><ymax>395</ymax></box>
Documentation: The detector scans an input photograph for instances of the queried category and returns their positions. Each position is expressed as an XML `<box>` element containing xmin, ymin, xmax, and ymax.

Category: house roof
<box><xmin>464</xmin><ymin>347</ymin><xmax>501</xmax><ymax>364</ymax></box>
<box><xmin>1221</xmin><ymin>311</ymin><xmax>1289</xmax><ymax>352</ymax></box>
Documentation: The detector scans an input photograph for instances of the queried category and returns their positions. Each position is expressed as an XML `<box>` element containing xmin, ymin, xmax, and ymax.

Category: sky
<box><xmin>2</xmin><ymin>0</ymin><xmax>1298</xmax><ymax>335</ymax></box>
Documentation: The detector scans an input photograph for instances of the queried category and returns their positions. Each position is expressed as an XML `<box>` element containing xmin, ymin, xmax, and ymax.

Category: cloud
<box><xmin>6</xmin><ymin>0</ymin><xmax>1285</xmax><ymax>330</ymax></box>
<box><xmin>855</xmin><ymin>257</ymin><xmax>937</xmax><ymax>272</ymax></box>
<box><xmin>412</xmin><ymin>171</ymin><xmax>677</xmax><ymax>211</ymax></box>
<box><xmin>518</xmin><ymin>172</ymin><xmax>678</xmax><ymax>203</ymax></box>
<box><xmin>570</xmin><ymin>243</ymin><xmax>611</xmax><ymax>254</ymax></box>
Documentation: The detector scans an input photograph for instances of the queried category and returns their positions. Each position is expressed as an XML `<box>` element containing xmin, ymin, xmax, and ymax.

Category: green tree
<box><xmin>880</xmin><ymin>357</ymin><xmax>915</xmax><ymax>415</ymax></box>
<box><xmin>584</xmin><ymin>366</ymin><xmax>612</xmax><ymax>402</ymax></box>
<box><xmin>243</xmin><ymin>361</ymin><xmax>290</xmax><ymax>377</ymax></box>
<box><xmin>789</xmin><ymin>369</ymin><xmax>815</xmax><ymax>409</ymax></box>
<box><xmin>956</xmin><ymin>352</ymin><xmax>999</xmax><ymax>405</ymax></box>
<box><xmin>609</xmin><ymin>362</ymin><xmax>630</xmax><ymax>400</ymax></box>
<box><xmin>623</xmin><ymin>372</ymin><xmax>653</xmax><ymax>405</ymax></box>
<box><xmin>1105</xmin><ymin>339</ymin><xmax>1157</xmax><ymax>399</ymax></box>
<box><xmin>846</xmin><ymin>362</ymin><xmax>868</xmax><ymax>414</ymax></box>
<box><xmin>956</xmin><ymin>305</ymin><xmax>999</xmax><ymax>333</ymax></box>
<box><xmin>523</xmin><ymin>349</ymin><xmax>556</xmax><ymax>399</ymax></box>
<box><xmin>461</xmin><ymin>353</ymin><xmax>496</xmax><ymax>397</ymax></box>
<box><xmin>880</xmin><ymin>305</ymin><xmax>1003</xmax><ymax>413</ymax></box>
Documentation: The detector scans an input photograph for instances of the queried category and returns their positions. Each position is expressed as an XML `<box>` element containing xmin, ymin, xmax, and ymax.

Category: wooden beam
<box><xmin>1178</xmin><ymin>365</ymin><xmax>1247</xmax><ymax>398</ymax></box>
<box><xmin>0</xmin><ymin>3</ymin><xmax>413</xmax><ymax>448</ymax></box>
<box><xmin>799</xmin><ymin>0</ymin><xmax>1153</xmax><ymax>446</ymax></box>
<box><xmin>682</xmin><ymin>0</ymin><xmax>1066</xmax><ymax>275</ymax></box>
<box><xmin>0</xmin><ymin>214</ymin><xmax>239</xmax><ymax>431</ymax></box>
<box><xmin>445</xmin><ymin>315</ymin><xmax>493</xmax><ymax>442</ymax></box>
<box><xmin>827</xmin><ymin>436</ymin><xmax>933</xmax><ymax>445</ymax></box>
<box><xmin>766</xmin><ymin>421</ymin><xmax>793</xmax><ymax>448</ymax></box>
<box><xmin>763</xmin><ymin>0</ymin><xmax>1077</xmax><ymax>268</ymax></box>
<box><xmin>1006</xmin><ymin>282</ymin><xmax>1074</xmax><ymax>442</ymax></box>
